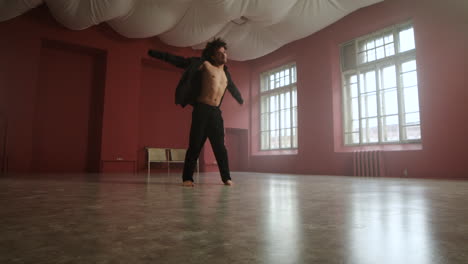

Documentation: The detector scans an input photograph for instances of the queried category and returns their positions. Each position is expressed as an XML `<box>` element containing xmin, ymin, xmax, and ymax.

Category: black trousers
<box><xmin>182</xmin><ymin>103</ymin><xmax>231</xmax><ymax>182</ymax></box>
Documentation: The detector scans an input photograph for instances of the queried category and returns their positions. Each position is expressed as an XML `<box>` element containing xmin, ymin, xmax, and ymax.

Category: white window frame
<box><xmin>259</xmin><ymin>63</ymin><xmax>298</xmax><ymax>151</ymax></box>
<box><xmin>340</xmin><ymin>21</ymin><xmax>421</xmax><ymax>146</ymax></box>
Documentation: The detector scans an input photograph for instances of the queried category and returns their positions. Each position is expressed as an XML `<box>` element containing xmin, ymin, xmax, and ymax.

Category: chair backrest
<box><xmin>170</xmin><ymin>149</ymin><xmax>186</xmax><ymax>161</ymax></box>
<box><xmin>147</xmin><ymin>148</ymin><xmax>167</xmax><ymax>162</ymax></box>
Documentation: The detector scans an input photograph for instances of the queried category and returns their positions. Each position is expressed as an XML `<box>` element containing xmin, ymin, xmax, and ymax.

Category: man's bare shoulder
<box><xmin>199</xmin><ymin>60</ymin><xmax>212</xmax><ymax>70</ymax></box>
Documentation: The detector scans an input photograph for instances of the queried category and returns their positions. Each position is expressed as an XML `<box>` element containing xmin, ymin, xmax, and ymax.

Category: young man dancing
<box><xmin>148</xmin><ymin>38</ymin><xmax>244</xmax><ymax>187</ymax></box>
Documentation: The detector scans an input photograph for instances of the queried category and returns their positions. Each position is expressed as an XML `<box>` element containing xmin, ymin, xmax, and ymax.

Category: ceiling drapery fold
<box><xmin>0</xmin><ymin>0</ymin><xmax>383</xmax><ymax>61</ymax></box>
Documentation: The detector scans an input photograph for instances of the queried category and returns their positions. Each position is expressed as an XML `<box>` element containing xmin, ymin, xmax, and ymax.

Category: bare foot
<box><xmin>182</xmin><ymin>181</ymin><xmax>194</xmax><ymax>187</ymax></box>
<box><xmin>224</xmin><ymin>180</ymin><xmax>233</xmax><ymax>186</ymax></box>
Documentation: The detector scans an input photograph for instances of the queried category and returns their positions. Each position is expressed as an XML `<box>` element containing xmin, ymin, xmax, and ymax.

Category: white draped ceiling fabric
<box><xmin>0</xmin><ymin>0</ymin><xmax>383</xmax><ymax>61</ymax></box>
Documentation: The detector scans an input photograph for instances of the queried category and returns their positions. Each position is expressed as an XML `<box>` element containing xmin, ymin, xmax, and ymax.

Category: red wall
<box><xmin>0</xmin><ymin>6</ymin><xmax>250</xmax><ymax>174</ymax></box>
<box><xmin>32</xmin><ymin>40</ymin><xmax>105</xmax><ymax>173</ymax></box>
<box><xmin>247</xmin><ymin>0</ymin><xmax>468</xmax><ymax>178</ymax></box>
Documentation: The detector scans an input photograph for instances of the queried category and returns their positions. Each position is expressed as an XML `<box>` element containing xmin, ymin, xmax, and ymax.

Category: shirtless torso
<box><xmin>197</xmin><ymin>60</ymin><xmax>227</xmax><ymax>107</ymax></box>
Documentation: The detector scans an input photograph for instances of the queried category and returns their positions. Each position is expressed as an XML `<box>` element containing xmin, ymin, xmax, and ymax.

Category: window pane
<box><xmin>367</xmin><ymin>49</ymin><xmax>376</xmax><ymax>62</ymax></box>
<box><xmin>280</xmin><ymin>70</ymin><xmax>285</xmax><ymax>87</ymax></box>
<box><xmin>405</xmin><ymin>112</ymin><xmax>420</xmax><ymax>126</ymax></box>
<box><xmin>261</xmin><ymin>131</ymin><xmax>269</xmax><ymax>150</ymax></box>
<box><xmin>385</xmin><ymin>44</ymin><xmax>395</xmax><ymax>56</ymax></box>
<box><xmin>384</xmin><ymin>34</ymin><xmax>394</xmax><ymax>44</ymax></box>
<box><xmin>402</xmin><ymin>71</ymin><xmax>418</xmax><ymax>87</ymax></box>
<box><xmin>376</xmin><ymin>37</ymin><xmax>384</xmax><ymax>47</ymax></box>
<box><xmin>350</xmin><ymin>83</ymin><xmax>358</xmax><ymax>97</ymax></box>
<box><xmin>399</xmin><ymin>27</ymin><xmax>415</xmax><ymax>52</ymax></box>
<box><xmin>381</xmin><ymin>115</ymin><xmax>399</xmax><ymax>142</ymax></box>
<box><xmin>382</xmin><ymin>65</ymin><xmax>396</xmax><ymax>89</ymax></box>
<box><xmin>345</xmin><ymin>132</ymin><xmax>360</xmax><ymax>145</ymax></box>
<box><xmin>281</xmin><ymin>129</ymin><xmax>291</xmax><ymax>148</ymax></box>
<box><xmin>292</xmin><ymin>67</ymin><xmax>296</xmax><ymax>83</ymax></box>
<box><xmin>352</xmin><ymin>120</ymin><xmax>359</xmax><ymax>132</ymax></box>
<box><xmin>292</xmin><ymin>128</ymin><xmax>298</xmax><ymax>148</ymax></box>
<box><xmin>270</xmin><ymin>95</ymin><xmax>278</xmax><ymax>111</ymax></box>
<box><xmin>361</xmin><ymin>118</ymin><xmax>378</xmax><ymax>143</ymax></box>
<box><xmin>361</xmin><ymin>92</ymin><xmax>377</xmax><ymax>118</ymax></box>
<box><xmin>402</xmin><ymin>60</ymin><xmax>416</xmax><ymax>72</ymax></box>
<box><xmin>292</xmin><ymin>107</ymin><xmax>297</xmax><ymax>127</ymax></box>
<box><xmin>281</xmin><ymin>109</ymin><xmax>290</xmax><ymax>129</ymax></box>
<box><xmin>369</xmin><ymin>118</ymin><xmax>379</xmax><ymax>143</ymax></box>
<box><xmin>376</xmin><ymin>46</ymin><xmax>385</xmax><ymax>59</ymax></box>
<box><xmin>366</xmin><ymin>40</ymin><xmax>375</xmax><ymax>49</ymax></box>
<box><xmin>352</xmin><ymin>133</ymin><xmax>359</xmax><ymax>144</ymax></box>
<box><xmin>380</xmin><ymin>88</ymin><xmax>398</xmax><ymax>115</ymax></box>
<box><xmin>270</xmin><ymin>111</ymin><xmax>279</xmax><ymax>130</ymax></box>
<box><xmin>270</xmin><ymin>130</ymin><xmax>279</xmax><ymax>149</ymax></box>
<box><xmin>351</xmin><ymin>98</ymin><xmax>359</xmax><ymax>120</ymax></box>
<box><xmin>363</xmin><ymin>71</ymin><xmax>376</xmax><ymax>92</ymax></box>
<box><xmin>292</xmin><ymin>89</ymin><xmax>297</xmax><ymax>107</ymax></box>
<box><xmin>280</xmin><ymin>92</ymin><xmax>290</xmax><ymax>109</ymax></box>
<box><xmin>261</xmin><ymin>113</ymin><xmax>269</xmax><ymax>131</ymax></box>
<box><xmin>405</xmin><ymin>125</ymin><xmax>421</xmax><ymax>140</ymax></box>
<box><xmin>404</xmin><ymin>86</ymin><xmax>420</xmax><ymax>113</ymax></box>
<box><xmin>344</xmin><ymin>117</ymin><xmax>353</xmax><ymax>134</ymax></box>
<box><xmin>279</xmin><ymin>93</ymin><xmax>285</xmax><ymax>110</ymax></box>
<box><xmin>261</xmin><ymin>96</ymin><xmax>269</xmax><ymax>113</ymax></box>
<box><xmin>361</xmin><ymin>119</ymin><xmax>368</xmax><ymax>143</ymax></box>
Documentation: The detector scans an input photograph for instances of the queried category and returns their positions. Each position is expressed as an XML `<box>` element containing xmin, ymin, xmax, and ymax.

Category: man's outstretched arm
<box><xmin>148</xmin><ymin>50</ymin><xmax>191</xmax><ymax>69</ymax></box>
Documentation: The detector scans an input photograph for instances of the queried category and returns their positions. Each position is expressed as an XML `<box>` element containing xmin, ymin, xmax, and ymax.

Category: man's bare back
<box><xmin>197</xmin><ymin>60</ymin><xmax>227</xmax><ymax>107</ymax></box>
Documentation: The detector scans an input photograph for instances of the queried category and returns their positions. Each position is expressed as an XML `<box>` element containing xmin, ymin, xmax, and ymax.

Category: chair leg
<box><xmin>147</xmin><ymin>162</ymin><xmax>150</xmax><ymax>177</ymax></box>
<box><xmin>168</xmin><ymin>162</ymin><xmax>170</xmax><ymax>176</ymax></box>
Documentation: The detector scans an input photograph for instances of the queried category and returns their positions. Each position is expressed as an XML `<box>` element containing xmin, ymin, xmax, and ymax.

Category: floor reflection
<box><xmin>2</xmin><ymin>173</ymin><xmax>467</xmax><ymax>263</ymax></box>
<box><xmin>347</xmin><ymin>182</ymin><xmax>433</xmax><ymax>264</ymax></box>
<box><xmin>263</xmin><ymin>178</ymin><xmax>301</xmax><ymax>264</ymax></box>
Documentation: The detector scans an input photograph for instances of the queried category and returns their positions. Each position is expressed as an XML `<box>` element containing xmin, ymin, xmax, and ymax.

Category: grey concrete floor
<box><xmin>1</xmin><ymin>172</ymin><xmax>468</xmax><ymax>264</ymax></box>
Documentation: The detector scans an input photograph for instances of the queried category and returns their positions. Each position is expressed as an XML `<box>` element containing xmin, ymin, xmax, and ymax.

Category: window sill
<box><xmin>335</xmin><ymin>143</ymin><xmax>422</xmax><ymax>153</ymax></box>
<box><xmin>252</xmin><ymin>149</ymin><xmax>298</xmax><ymax>156</ymax></box>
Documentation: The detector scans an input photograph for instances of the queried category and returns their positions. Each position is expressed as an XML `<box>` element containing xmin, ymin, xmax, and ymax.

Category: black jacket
<box><xmin>148</xmin><ymin>50</ymin><xmax>244</xmax><ymax>108</ymax></box>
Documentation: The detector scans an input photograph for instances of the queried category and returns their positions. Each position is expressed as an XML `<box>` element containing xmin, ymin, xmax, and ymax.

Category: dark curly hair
<box><xmin>202</xmin><ymin>38</ymin><xmax>227</xmax><ymax>62</ymax></box>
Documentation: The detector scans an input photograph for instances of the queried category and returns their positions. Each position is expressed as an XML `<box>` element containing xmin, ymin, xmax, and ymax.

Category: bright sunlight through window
<box><xmin>340</xmin><ymin>22</ymin><xmax>421</xmax><ymax>145</ymax></box>
<box><xmin>260</xmin><ymin>64</ymin><xmax>298</xmax><ymax>150</ymax></box>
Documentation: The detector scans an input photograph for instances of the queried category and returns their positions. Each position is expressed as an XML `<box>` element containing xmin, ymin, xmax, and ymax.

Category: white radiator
<box><xmin>353</xmin><ymin>150</ymin><xmax>385</xmax><ymax>177</ymax></box>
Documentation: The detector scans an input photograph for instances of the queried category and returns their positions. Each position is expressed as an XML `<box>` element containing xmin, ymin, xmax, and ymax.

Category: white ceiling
<box><xmin>0</xmin><ymin>0</ymin><xmax>383</xmax><ymax>61</ymax></box>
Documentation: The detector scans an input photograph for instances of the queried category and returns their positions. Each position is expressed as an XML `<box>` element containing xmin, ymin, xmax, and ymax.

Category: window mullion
<box><xmin>376</xmin><ymin>65</ymin><xmax>382</xmax><ymax>144</ymax></box>
<box><xmin>394</xmin><ymin>26</ymin><xmax>400</xmax><ymax>55</ymax></box>
<box><xmin>357</xmin><ymin>71</ymin><xmax>362</xmax><ymax>144</ymax></box>
<box><xmin>342</xmin><ymin>74</ymin><xmax>348</xmax><ymax>144</ymax></box>
<box><xmin>396</xmin><ymin>59</ymin><xmax>405</xmax><ymax>142</ymax></box>
<box><xmin>290</xmin><ymin>70</ymin><xmax>294</xmax><ymax>148</ymax></box>
<box><xmin>278</xmin><ymin>93</ymin><xmax>282</xmax><ymax>149</ymax></box>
